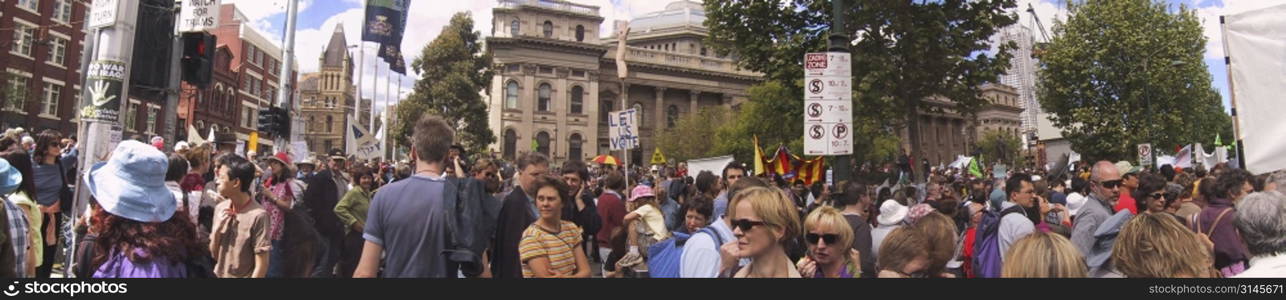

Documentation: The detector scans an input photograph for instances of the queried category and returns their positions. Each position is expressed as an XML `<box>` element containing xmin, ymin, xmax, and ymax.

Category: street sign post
<box><xmin>179</xmin><ymin>0</ymin><xmax>221</xmax><ymax>32</ymax></box>
<box><xmin>803</xmin><ymin>52</ymin><xmax>853</xmax><ymax>156</ymax></box>
<box><xmin>1138</xmin><ymin>143</ymin><xmax>1154</xmax><ymax>168</ymax></box>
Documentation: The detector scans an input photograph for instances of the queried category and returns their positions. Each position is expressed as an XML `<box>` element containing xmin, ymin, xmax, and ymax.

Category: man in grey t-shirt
<box><xmin>354</xmin><ymin>115</ymin><xmax>456</xmax><ymax>278</ymax></box>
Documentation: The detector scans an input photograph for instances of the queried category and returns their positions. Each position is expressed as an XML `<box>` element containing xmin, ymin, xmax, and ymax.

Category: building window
<box><xmin>510</xmin><ymin>19</ymin><xmax>520</xmax><ymax>37</ymax></box>
<box><xmin>146</xmin><ymin>106</ymin><xmax>159</xmax><ymax>134</ymax></box>
<box><xmin>542</xmin><ymin>21</ymin><xmax>553</xmax><ymax>38</ymax></box>
<box><xmin>125</xmin><ymin>102</ymin><xmax>139</xmax><ymax>131</ymax></box>
<box><xmin>326</xmin><ymin>115</ymin><xmax>334</xmax><ymax>133</ymax></box>
<box><xmin>243</xmin><ymin>76</ymin><xmax>252</xmax><ymax>92</ymax></box>
<box><xmin>536</xmin><ymin>131</ymin><xmax>550</xmax><ymax>156</ymax></box>
<box><xmin>41</xmin><ymin>82</ymin><xmax>61</xmax><ymax>117</ymax></box>
<box><xmin>17</xmin><ymin>0</ymin><xmax>38</xmax><ymax>12</ymax></box>
<box><xmin>575</xmin><ymin>25</ymin><xmax>585</xmax><ymax>42</ymax></box>
<box><xmin>666</xmin><ymin>105</ymin><xmax>679</xmax><ymax>128</ymax></box>
<box><xmin>47</xmin><ymin>37</ymin><xmax>67</xmax><ymax>66</ymax></box>
<box><xmin>54</xmin><ymin>0</ymin><xmax>72</xmax><ymax>23</ymax></box>
<box><xmin>324</xmin><ymin>140</ymin><xmax>333</xmax><ymax>153</ymax></box>
<box><xmin>570</xmin><ymin>86</ymin><xmax>583</xmax><ymax>114</ymax></box>
<box><xmin>505</xmin><ymin>81</ymin><xmax>519</xmax><ymax>109</ymax></box>
<box><xmin>256</xmin><ymin>49</ymin><xmax>264</xmax><ymax>66</ymax></box>
<box><xmin>569</xmin><ymin>134</ymin><xmax>583</xmax><ymax>161</ymax></box>
<box><xmin>503</xmin><ymin>129</ymin><xmax>517</xmax><ymax>160</ymax></box>
<box><xmin>13</xmin><ymin>23</ymin><xmax>35</xmax><ymax>58</ymax></box>
<box><xmin>600</xmin><ymin>98</ymin><xmax>613</xmax><ymax>124</ymax></box>
<box><xmin>538</xmin><ymin>83</ymin><xmax>552</xmax><ymax>112</ymax></box>
<box><xmin>506</xmin><ymin>64</ymin><xmax>520</xmax><ymax>73</ymax></box>
<box><xmin>5</xmin><ymin>75</ymin><xmax>29</xmax><ymax>112</ymax></box>
<box><xmin>633</xmin><ymin>102</ymin><xmax>644</xmax><ymax>127</ymax></box>
<box><xmin>701</xmin><ymin>47</ymin><xmax>707</xmax><ymax>56</ymax></box>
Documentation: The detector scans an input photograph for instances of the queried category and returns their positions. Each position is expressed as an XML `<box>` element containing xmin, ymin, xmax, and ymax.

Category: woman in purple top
<box><xmin>85</xmin><ymin>140</ymin><xmax>203</xmax><ymax>278</ymax></box>
<box><xmin>796</xmin><ymin>207</ymin><xmax>861</xmax><ymax>278</ymax></box>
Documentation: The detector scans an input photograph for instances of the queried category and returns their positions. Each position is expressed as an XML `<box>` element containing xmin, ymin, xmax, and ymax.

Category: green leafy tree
<box><xmin>1036</xmin><ymin>0</ymin><xmax>1227</xmax><ymax>161</ymax></box>
<box><xmin>705</xmin><ymin>0</ymin><xmax>1018</xmax><ymax>174</ymax></box>
<box><xmin>656</xmin><ymin>106</ymin><xmax>732</xmax><ymax>162</ymax></box>
<box><xmin>975</xmin><ymin>129</ymin><xmax>1024</xmax><ymax>168</ymax></box>
<box><xmin>393</xmin><ymin>12</ymin><xmax>494</xmax><ymax>153</ymax></box>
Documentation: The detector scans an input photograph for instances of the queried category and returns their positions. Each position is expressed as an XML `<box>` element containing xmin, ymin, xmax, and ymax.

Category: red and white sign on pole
<box><xmin>804</xmin><ymin>52</ymin><xmax>853</xmax><ymax>156</ymax></box>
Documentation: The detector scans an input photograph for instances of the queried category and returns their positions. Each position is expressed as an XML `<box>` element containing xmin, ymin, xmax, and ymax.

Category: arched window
<box><xmin>570</xmin><ymin>85</ymin><xmax>583</xmax><ymax>114</ymax></box>
<box><xmin>633</xmin><ymin>102</ymin><xmax>644</xmax><ymax>127</ymax></box>
<box><xmin>536</xmin><ymin>131</ymin><xmax>550</xmax><ymax>156</ymax></box>
<box><xmin>569</xmin><ymin>133</ymin><xmax>583</xmax><ymax>161</ymax></box>
<box><xmin>542</xmin><ymin>21</ymin><xmax>553</xmax><ymax>38</ymax></box>
<box><xmin>510</xmin><ymin>19</ymin><xmax>520</xmax><ymax>37</ymax></box>
<box><xmin>505</xmin><ymin>81</ymin><xmax>520</xmax><ymax>109</ymax></box>
<box><xmin>666</xmin><ymin>105</ymin><xmax>679</xmax><ymax>128</ymax></box>
<box><xmin>600</xmin><ymin>96</ymin><xmax>614</xmax><ymax>124</ymax></box>
<box><xmin>538</xmin><ymin>83</ymin><xmax>552</xmax><ymax>112</ymax></box>
<box><xmin>503</xmin><ymin>129</ymin><xmax>517</xmax><ymax>160</ymax></box>
<box><xmin>575</xmin><ymin>25</ymin><xmax>585</xmax><ymax>42</ymax></box>
<box><xmin>326</xmin><ymin>115</ymin><xmax>333</xmax><ymax>133</ymax></box>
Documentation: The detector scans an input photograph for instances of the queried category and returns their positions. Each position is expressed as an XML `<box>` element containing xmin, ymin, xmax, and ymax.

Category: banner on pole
<box><xmin>1224</xmin><ymin>4</ymin><xmax>1286</xmax><ymax>174</ymax></box>
<box><xmin>81</xmin><ymin>60</ymin><xmax>126</xmax><ymax>122</ymax></box>
<box><xmin>608</xmin><ymin>108</ymin><xmax>639</xmax><ymax>150</ymax></box>
<box><xmin>179</xmin><ymin>0</ymin><xmax>221</xmax><ymax>32</ymax></box>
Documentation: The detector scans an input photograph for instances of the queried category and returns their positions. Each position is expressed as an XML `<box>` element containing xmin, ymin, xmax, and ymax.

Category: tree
<box><xmin>656</xmin><ymin>106</ymin><xmax>731</xmax><ymax>162</ymax></box>
<box><xmin>1036</xmin><ymin>0</ymin><xmax>1227</xmax><ymax>162</ymax></box>
<box><xmin>705</xmin><ymin>0</ymin><xmax>1018</xmax><ymax>176</ymax></box>
<box><xmin>975</xmin><ymin>129</ymin><xmax>1023</xmax><ymax>168</ymax></box>
<box><xmin>392</xmin><ymin>12</ymin><xmax>494</xmax><ymax>153</ymax></box>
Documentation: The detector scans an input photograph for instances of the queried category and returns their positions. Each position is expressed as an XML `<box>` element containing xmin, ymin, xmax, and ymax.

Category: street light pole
<box><xmin>828</xmin><ymin>0</ymin><xmax>852</xmax><ymax>184</ymax></box>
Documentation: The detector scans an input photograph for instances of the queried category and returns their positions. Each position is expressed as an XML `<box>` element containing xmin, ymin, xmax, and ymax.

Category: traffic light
<box><xmin>274</xmin><ymin>107</ymin><xmax>291</xmax><ymax>137</ymax></box>
<box><xmin>257</xmin><ymin>108</ymin><xmax>276</xmax><ymax>134</ymax></box>
<box><xmin>181</xmin><ymin>32</ymin><xmax>216</xmax><ymax>88</ymax></box>
<box><xmin>255</xmin><ymin>107</ymin><xmax>292</xmax><ymax>137</ymax></box>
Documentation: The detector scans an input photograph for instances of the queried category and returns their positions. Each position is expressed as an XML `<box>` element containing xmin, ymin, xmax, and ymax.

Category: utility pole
<box><xmin>164</xmin><ymin>4</ymin><xmax>182</xmax><ymax>150</ymax></box>
<box><xmin>71</xmin><ymin>0</ymin><xmax>141</xmax><ymax>277</ymax></box>
<box><xmin>828</xmin><ymin>0</ymin><xmax>853</xmax><ymax>184</ymax></box>
<box><xmin>278</xmin><ymin>0</ymin><xmax>299</xmax><ymax>153</ymax></box>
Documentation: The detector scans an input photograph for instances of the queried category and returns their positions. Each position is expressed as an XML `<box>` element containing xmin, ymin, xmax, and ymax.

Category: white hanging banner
<box><xmin>1225</xmin><ymin>4</ymin><xmax>1286</xmax><ymax>174</ymax></box>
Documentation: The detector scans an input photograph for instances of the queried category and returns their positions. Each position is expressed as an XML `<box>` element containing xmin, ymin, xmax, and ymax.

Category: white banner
<box><xmin>179</xmin><ymin>0</ymin><xmax>221</xmax><ymax>32</ymax></box>
<box><xmin>346</xmin><ymin>115</ymin><xmax>382</xmax><ymax>160</ymax></box>
<box><xmin>1225</xmin><ymin>4</ymin><xmax>1286</xmax><ymax>174</ymax></box>
<box><xmin>686</xmin><ymin>155</ymin><xmax>734</xmax><ymax>181</ymax></box>
<box><xmin>608</xmin><ymin>108</ymin><xmax>639</xmax><ymax>150</ymax></box>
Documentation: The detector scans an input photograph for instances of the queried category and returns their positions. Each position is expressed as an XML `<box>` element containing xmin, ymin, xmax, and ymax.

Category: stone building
<box><xmin>486</xmin><ymin>0</ymin><xmax>761</xmax><ymax>166</ymax></box>
<box><xmin>299</xmin><ymin>24</ymin><xmax>357</xmax><ymax>156</ymax></box>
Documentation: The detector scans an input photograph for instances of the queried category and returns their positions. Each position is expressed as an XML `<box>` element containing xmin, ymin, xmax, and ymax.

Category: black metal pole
<box><xmin>829</xmin><ymin>0</ymin><xmax>853</xmax><ymax>185</ymax></box>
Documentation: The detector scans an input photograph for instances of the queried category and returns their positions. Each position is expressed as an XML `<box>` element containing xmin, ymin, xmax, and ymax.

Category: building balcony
<box><xmin>498</xmin><ymin>0</ymin><xmax>599</xmax><ymax>16</ymax></box>
<box><xmin>608</xmin><ymin>45</ymin><xmax>760</xmax><ymax>77</ymax></box>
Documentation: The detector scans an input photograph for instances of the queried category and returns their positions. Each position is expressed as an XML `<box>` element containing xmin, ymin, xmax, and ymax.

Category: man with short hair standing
<box><xmin>492</xmin><ymin>152</ymin><xmax>550</xmax><ymax>278</ymax></box>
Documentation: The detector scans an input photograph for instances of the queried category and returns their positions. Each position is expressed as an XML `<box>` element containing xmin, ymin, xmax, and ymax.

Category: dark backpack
<box><xmin>647</xmin><ymin>227</ymin><xmax>723</xmax><ymax>278</ymax></box>
<box><xmin>972</xmin><ymin>205</ymin><xmax>1025</xmax><ymax>278</ymax></box>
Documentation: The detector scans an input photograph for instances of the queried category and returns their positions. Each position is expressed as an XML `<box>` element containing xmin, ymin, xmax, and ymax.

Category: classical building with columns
<box><xmin>899</xmin><ymin>83</ymin><xmax>1024</xmax><ymax>167</ymax></box>
<box><xmin>486</xmin><ymin>0</ymin><xmax>761</xmax><ymax>165</ymax></box>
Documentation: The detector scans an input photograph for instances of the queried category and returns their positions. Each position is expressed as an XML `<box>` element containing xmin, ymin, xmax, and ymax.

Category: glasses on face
<box><xmin>1097</xmin><ymin>180</ymin><xmax>1122</xmax><ymax>189</ymax></box>
<box><xmin>731</xmin><ymin>219</ymin><xmax>767</xmax><ymax>232</ymax></box>
<box><xmin>805</xmin><ymin>233</ymin><xmax>839</xmax><ymax>245</ymax></box>
<box><xmin>1148</xmin><ymin>192</ymin><xmax>1165</xmax><ymax>200</ymax></box>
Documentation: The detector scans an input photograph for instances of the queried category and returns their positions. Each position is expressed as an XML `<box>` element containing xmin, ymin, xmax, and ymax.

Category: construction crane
<box><xmin>1027</xmin><ymin>3</ymin><xmax>1052</xmax><ymax>58</ymax></box>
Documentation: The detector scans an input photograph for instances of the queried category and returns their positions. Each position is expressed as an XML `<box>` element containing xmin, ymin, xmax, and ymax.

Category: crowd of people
<box><xmin>1</xmin><ymin>120</ymin><xmax>1284</xmax><ymax>279</ymax></box>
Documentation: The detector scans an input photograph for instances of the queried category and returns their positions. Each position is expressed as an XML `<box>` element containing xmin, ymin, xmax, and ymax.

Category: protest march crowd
<box><xmin>0</xmin><ymin>114</ymin><xmax>1283</xmax><ymax>279</ymax></box>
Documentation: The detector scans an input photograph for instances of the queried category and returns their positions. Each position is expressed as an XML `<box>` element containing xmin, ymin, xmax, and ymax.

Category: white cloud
<box><xmin>227</xmin><ymin>0</ymin><xmax>316</xmax><ymax>41</ymax></box>
<box><xmin>1014</xmin><ymin>0</ymin><xmax>1068</xmax><ymax>41</ymax></box>
<box><xmin>1196</xmin><ymin>0</ymin><xmax>1286</xmax><ymax>60</ymax></box>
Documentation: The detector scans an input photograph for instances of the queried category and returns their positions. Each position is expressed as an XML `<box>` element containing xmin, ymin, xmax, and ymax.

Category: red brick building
<box><xmin>0</xmin><ymin>0</ymin><xmax>88</xmax><ymax>135</ymax></box>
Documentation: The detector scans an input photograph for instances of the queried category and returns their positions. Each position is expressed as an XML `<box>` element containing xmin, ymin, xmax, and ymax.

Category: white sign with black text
<box><xmin>89</xmin><ymin>0</ymin><xmax>121</xmax><ymax>28</ymax></box>
<box><xmin>609</xmin><ymin>108</ymin><xmax>640</xmax><ymax>150</ymax></box>
<box><xmin>179</xmin><ymin>0</ymin><xmax>222</xmax><ymax>32</ymax></box>
<box><xmin>803</xmin><ymin>52</ymin><xmax>853</xmax><ymax>156</ymax></box>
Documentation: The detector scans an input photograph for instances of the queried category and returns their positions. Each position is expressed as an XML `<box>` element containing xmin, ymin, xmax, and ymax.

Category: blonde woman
<box><xmin>1113</xmin><ymin>213</ymin><xmax>1218</xmax><ymax>278</ymax></box>
<box><xmin>1002</xmin><ymin>231</ymin><xmax>1088</xmax><ymax>278</ymax></box>
<box><xmin>796</xmin><ymin>206</ymin><xmax>860</xmax><ymax>278</ymax></box>
<box><xmin>719</xmin><ymin>186</ymin><xmax>803</xmax><ymax>278</ymax></box>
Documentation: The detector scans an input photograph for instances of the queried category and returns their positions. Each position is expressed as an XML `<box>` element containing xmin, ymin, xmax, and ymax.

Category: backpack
<box><xmin>646</xmin><ymin>227</ymin><xmax>724</xmax><ymax>278</ymax></box>
<box><xmin>972</xmin><ymin>205</ymin><xmax>1025</xmax><ymax>278</ymax></box>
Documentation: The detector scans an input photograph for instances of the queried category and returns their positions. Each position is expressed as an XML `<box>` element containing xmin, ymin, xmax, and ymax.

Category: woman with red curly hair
<box><xmin>85</xmin><ymin>140</ymin><xmax>204</xmax><ymax>278</ymax></box>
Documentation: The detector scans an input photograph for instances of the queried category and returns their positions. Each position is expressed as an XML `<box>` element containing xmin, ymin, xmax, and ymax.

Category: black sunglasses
<box><xmin>731</xmin><ymin>219</ymin><xmax>767</xmax><ymax>232</ymax></box>
<box><xmin>1097</xmin><ymin>179</ymin><xmax>1122</xmax><ymax>189</ymax></box>
<box><xmin>805</xmin><ymin>233</ymin><xmax>839</xmax><ymax>245</ymax></box>
<box><xmin>1147</xmin><ymin>192</ymin><xmax>1165</xmax><ymax>200</ymax></box>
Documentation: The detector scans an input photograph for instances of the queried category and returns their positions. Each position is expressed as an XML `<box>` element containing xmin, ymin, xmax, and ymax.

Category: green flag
<box><xmin>968</xmin><ymin>157</ymin><xmax>983</xmax><ymax>178</ymax></box>
<box><xmin>1214</xmin><ymin>133</ymin><xmax>1222</xmax><ymax>147</ymax></box>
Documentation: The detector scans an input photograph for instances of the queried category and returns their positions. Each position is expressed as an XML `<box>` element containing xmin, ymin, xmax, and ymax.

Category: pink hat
<box><xmin>906</xmin><ymin>203</ymin><xmax>936</xmax><ymax>225</ymax></box>
<box><xmin>629</xmin><ymin>185</ymin><xmax>655</xmax><ymax>202</ymax></box>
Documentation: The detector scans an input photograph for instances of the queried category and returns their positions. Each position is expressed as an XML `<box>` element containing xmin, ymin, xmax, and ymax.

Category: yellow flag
<box><xmin>651</xmin><ymin>147</ymin><xmax>667</xmax><ymax>165</ymax></box>
<box><xmin>753</xmin><ymin>135</ymin><xmax>767</xmax><ymax>176</ymax></box>
<box><xmin>248</xmin><ymin>131</ymin><xmax>259</xmax><ymax>153</ymax></box>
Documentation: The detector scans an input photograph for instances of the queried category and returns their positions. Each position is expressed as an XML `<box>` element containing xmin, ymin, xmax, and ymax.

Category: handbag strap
<box><xmin>1205</xmin><ymin>208</ymin><xmax>1234</xmax><ymax>236</ymax></box>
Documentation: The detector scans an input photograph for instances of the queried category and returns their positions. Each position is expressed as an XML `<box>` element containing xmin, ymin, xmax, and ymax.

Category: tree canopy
<box><xmin>393</xmin><ymin>12</ymin><xmax>494</xmax><ymax>153</ymax></box>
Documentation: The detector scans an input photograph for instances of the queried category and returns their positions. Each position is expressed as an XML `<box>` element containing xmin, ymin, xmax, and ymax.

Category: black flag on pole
<box><xmin>362</xmin><ymin>0</ymin><xmax>405</xmax><ymax>45</ymax></box>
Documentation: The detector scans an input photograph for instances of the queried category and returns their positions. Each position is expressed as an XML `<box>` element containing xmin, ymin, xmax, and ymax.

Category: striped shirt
<box><xmin>2</xmin><ymin>196</ymin><xmax>29</xmax><ymax>277</ymax></box>
<box><xmin>519</xmin><ymin>220</ymin><xmax>583</xmax><ymax>278</ymax></box>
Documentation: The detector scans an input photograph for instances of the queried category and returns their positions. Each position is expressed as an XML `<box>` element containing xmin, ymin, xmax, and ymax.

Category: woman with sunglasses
<box><xmin>718</xmin><ymin>186</ymin><xmax>803</xmax><ymax>278</ymax></box>
<box><xmin>1132</xmin><ymin>173</ymin><xmax>1187</xmax><ymax>225</ymax></box>
<box><xmin>796</xmin><ymin>207</ymin><xmax>860</xmax><ymax>278</ymax></box>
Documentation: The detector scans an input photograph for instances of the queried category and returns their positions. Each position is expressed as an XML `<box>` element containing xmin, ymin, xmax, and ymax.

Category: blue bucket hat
<box><xmin>0</xmin><ymin>158</ymin><xmax>22</xmax><ymax>195</ymax></box>
<box><xmin>84</xmin><ymin>140</ymin><xmax>176</xmax><ymax>223</ymax></box>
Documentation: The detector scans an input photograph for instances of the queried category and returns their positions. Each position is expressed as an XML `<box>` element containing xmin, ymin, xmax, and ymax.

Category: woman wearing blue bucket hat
<box><xmin>84</xmin><ymin>140</ymin><xmax>204</xmax><ymax>278</ymax></box>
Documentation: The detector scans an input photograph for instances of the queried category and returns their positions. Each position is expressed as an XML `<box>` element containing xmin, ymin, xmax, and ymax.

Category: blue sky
<box><xmin>231</xmin><ymin>0</ymin><xmax>1284</xmax><ymax>114</ymax></box>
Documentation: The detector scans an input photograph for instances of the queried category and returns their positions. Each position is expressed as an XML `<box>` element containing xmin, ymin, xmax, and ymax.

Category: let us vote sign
<box><xmin>609</xmin><ymin>108</ymin><xmax>639</xmax><ymax>150</ymax></box>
